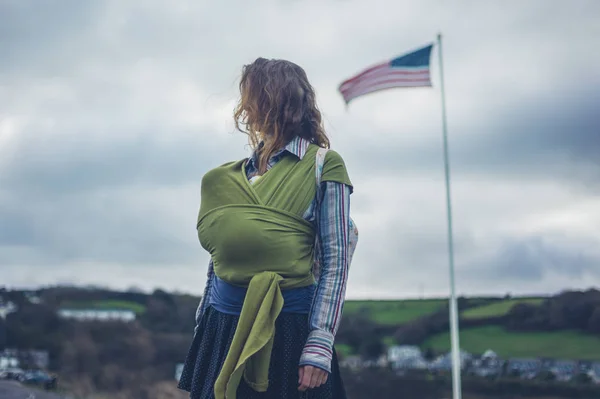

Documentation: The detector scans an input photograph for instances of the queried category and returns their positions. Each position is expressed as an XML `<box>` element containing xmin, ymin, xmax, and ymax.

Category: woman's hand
<box><xmin>298</xmin><ymin>365</ymin><xmax>328</xmax><ymax>391</ymax></box>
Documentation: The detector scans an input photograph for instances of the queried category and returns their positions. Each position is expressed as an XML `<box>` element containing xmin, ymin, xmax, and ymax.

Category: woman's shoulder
<box><xmin>323</xmin><ymin>148</ymin><xmax>346</xmax><ymax>166</ymax></box>
<box><xmin>319</xmin><ymin>147</ymin><xmax>353</xmax><ymax>188</ymax></box>
<box><xmin>307</xmin><ymin>144</ymin><xmax>346</xmax><ymax>164</ymax></box>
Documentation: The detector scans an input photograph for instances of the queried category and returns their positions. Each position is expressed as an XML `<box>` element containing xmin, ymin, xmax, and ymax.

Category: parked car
<box><xmin>0</xmin><ymin>367</ymin><xmax>25</xmax><ymax>380</ymax></box>
<box><xmin>21</xmin><ymin>370</ymin><xmax>57</xmax><ymax>390</ymax></box>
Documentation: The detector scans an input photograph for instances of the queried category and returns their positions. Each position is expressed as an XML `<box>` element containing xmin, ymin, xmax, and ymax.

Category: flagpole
<box><xmin>437</xmin><ymin>32</ymin><xmax>462</xmax><ymax>399</ymax></box>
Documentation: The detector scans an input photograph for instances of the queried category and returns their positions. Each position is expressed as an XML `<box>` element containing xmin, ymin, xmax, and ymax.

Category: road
<box><xmin>0</xmin><ymin>381</ymin><xmax>65</xmax><ymax>399</ymax></box>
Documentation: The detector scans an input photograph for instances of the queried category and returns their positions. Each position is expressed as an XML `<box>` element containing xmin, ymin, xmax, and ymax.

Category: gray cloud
<box><xmin>1</xmin><ymin>127</ymin><xmax>232</xmax><ymax>194</ymax></box>
<box><xmin>0</xmin><ymin>1</ymin><xmax>102</xmax><ymax>76</ymax></box>
<box><xmin>1</xmin><ymin>0</ymin><xmax>599</xmax><ymax>297</ymax></box>
<box><xmin>343</xmin><ymin>86</ymin><xmax>600</xmax><ymax>186</ymax></box>
<box><xmin>464</xmin><ymin>234</ymin><xmax>600</xmax><ymax>283</ymax></box>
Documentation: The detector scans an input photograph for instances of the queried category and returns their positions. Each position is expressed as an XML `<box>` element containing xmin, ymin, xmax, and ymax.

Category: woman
<box><xmin>178</xmin><ymin>57</ymin><xmax>357</xmax><ymax>399</ymax></box>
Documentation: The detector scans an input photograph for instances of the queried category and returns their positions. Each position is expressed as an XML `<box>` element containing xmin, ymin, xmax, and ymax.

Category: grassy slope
<box><xmin>341</xmin><ymin>299</ymin><xmax>446</xmax><ymax>351</ymax></box>
<box><xmin>344</xmin><ymin>299</ymin><xmax>445</xmax><ymax>325</ymax></box>
<box><xmin>461</xmin><ymin>298</ymin><xmax>544</xmax><ymax>319</ymax></box>
<box><xmin>335</xmin><ymin>344</ymin><xmax>355</xmax><ymax>357</ymax></box>
<box><xmin>422</xmin><ymin>325</ymin><xmax>600</xmax><ymax>360</ymax></box>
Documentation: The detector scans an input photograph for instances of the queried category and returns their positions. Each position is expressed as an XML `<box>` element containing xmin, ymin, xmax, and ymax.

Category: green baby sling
<box><xmin>196</xmin><ymin>144</ymin><xmax>351</xmax><ymax>399</ymax></box>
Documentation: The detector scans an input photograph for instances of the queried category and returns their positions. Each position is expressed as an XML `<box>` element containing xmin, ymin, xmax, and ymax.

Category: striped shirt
<box><xmin>194</xmin><ymin>136</ymin><xmax>352</xmax><ymax>373</ymax></box>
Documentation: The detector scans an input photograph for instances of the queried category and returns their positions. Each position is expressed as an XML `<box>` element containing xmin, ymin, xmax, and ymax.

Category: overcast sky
<box><xmin>1</xmin><ymin>0</ymin><xmax>599</xmax><ymax>299</ymax></box>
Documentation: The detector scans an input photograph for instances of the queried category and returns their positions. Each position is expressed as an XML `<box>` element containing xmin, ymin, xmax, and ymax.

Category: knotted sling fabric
<box><xmin>196</xmin><ymin>144</ymin><xmax>351</xmax><ymax>399</ymax></box>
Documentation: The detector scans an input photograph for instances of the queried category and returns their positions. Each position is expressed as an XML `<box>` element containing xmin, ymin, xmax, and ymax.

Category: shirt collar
<box><xmin>282</xmin><ymin>135</ymin><xmax>311</xmax><ymax>160</ymax></box>
<box><xmin>248</xmin><ymin>136</ymin><xmax>311</xmax><ymax>168</ymax></box>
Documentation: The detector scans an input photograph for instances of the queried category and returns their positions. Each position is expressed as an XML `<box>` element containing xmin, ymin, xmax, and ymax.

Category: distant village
<box><xmin>339</xmin><ymin>345</ymin><xmax>600</xmax><ymax>385</ymax></box>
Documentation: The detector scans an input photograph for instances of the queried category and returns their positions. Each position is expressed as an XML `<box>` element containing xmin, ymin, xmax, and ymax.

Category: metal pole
<box><xmin>437</xmin><ymin>32</ymin><xmax>462</xmax><ymax>399</ymax></box>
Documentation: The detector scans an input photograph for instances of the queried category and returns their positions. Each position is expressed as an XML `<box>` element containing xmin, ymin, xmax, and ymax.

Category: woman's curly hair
<box><xmin>234</xmin><ymin>57</ymin><xmax>330</xmax><ymax>174</ymax></box>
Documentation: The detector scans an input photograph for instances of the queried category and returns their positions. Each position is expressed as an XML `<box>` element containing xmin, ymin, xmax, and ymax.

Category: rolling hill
<box><xmin>340</xmin><ymin>294</ymin><xmax>600</xmax><ymax>361</ymax></box>
<box><xmin>461</xmin><ymin>298</ymin><xmax>544</xmax><ymax>319</ymax></box>
<box><xmin>343</xmin><ymin>299</ymin><xmax>445</xmax><ymax>325</ymax></box>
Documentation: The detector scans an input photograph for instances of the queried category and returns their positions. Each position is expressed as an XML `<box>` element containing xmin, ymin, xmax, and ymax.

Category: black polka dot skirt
<box><xmin>178</xmin><ymin>306</ymin><xmax>347</xmax><ymax>399</ymax></box>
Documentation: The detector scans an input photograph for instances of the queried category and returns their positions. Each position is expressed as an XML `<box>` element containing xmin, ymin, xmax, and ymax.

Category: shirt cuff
<box><xmin>299</xmin><ymin>330</ymin><xmax>334</xmax><ymax>373</ymax></box>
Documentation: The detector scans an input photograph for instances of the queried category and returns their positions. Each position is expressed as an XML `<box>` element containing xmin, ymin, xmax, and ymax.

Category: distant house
<box><xmin>0</xmin><ymin>352</ymin><xmax>19</xmax><ymax>369</ymax></box>
<box><xmin>429</xmin><ymin>351</ymin><xmax>472</xmax><ymax>372</ymax></box>
<box><xmin>0</xmin><ymin>301</ymin><xmax>17</xmax><ymax>320</ymax></box>
<box><xmin>24</xmin><ymin>292</ymin><xmax>41</xmax><ymax>304</ymax></box>
<box><xmin>576</xmin><ymin>359</ymin><xmax>593</xmax><ymax>375</ymax></box>
<box><xmin>589</xmin><ymin>362</ymin><xmax>600</xmax><ymax>383</ymax></box>
<box><xmin>58</xmin><ymin>308</ymin><xmax>136</xmax><ymax>322</ymax></box>
<box><xmin>471</xmin><ymin>349</ymin><xmax>503</xmax><ymax>378</ymax></box>
<box><xmin>0</xmin><ymin>349</ymin><xmax>49</xmax><ymax>370</ymax></box>
<box><xmin>473</xmin><ymin>350</ymin><xmax>501</xmax><ymax>367</ymax></box>
<box><xmin>551</xmin><ymin>360</ymin><xmax>577</xmax><ymax>382</ymax></box>
<box><xmin>387</xmin><ymin>346</ymin><xmax>427</xmax><ymax>371</ymax></box>
<box><xmin>429</xmin><ymin>356</ymin><xmax>452</xmax><ymax>371</ymax></box>
<box><xmin>481</xmin><ymin>350</ymin><xmax>497</xmax><ymax>360</ymax></box>
<box><xmin>507</xmin><ymin>358</ymin><xmax>542</xmax><ymax>379</ymax></box>
<box><xmin>387</xmin><ymin>345</ymin><xmax>422</xmax><ymax>363</ymax></box>
<box><xmin>539</xmin><ymin>358</ymin><xmax>556</xmax><ymax>372</ymax></box>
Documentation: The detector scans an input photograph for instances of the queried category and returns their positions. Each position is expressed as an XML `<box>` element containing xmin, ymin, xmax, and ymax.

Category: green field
<box><xmin>382</xmin><ymin>336</ymin><xmax>397</xmax><ymax>347</ymax></box>
<box><xmin>461</xmin><ymin>298</ymin><xmax>544</xmax><ymax>319</ymax></box>
<box><xmin>344</xmin><ymin>299</ymin><xmax>445</xmax><ymax>325</ymax></box>
<box><xmin>422</xmin><ymin>325</ymin><xmax>600</xmax><ymax>360</ymax></box>
<box><xmin>62</xmin><ymin>300</ymin><xmax>146</xmax><ymax>314</ymax></box>
<box><xmin>335</xmin><ymin>343</ymin><xmax>355</xmax><ymax>357</ymax></box>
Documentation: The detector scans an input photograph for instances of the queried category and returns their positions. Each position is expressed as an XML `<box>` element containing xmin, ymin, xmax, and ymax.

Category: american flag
<box><xmin>338</xmin><ymin>44</ymin><xmax>434</xmax><ymax>104</ymax></box>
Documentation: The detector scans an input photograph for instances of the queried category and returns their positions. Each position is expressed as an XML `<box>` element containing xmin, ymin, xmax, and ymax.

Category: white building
<box><xmin>0</xmin><ymin>353</ymin><xmax>19</xmax><ymax>369</ymax></box>
<box><xmin>589</xmin><ymin>362</ymin><xmax>600</xmax><ymax>384</ymax></box>
<box><xmin>388</xmin><ymin>345</ymin><xmax>429</xmax><ymax>370</ymax></box>
<box><xmin>24</xmin><ymin>292</ymin><xmax>42</xmax><ymax>304</ymax></box>
<box><xmin>387</xmin><ymin>345</ymin><xmax>422</xmax><ymax>363</ymax></box>
<box><xmin>58</xmin><ymin>308</ymin><xmax>136</xmax><ymax>322</ymax></box>
<box><xmin>429</xmin><ymin>350</ymin><xmax>473</xmax><ymax>371</ymax></box>
<box><xmin>0</xmin><ymin>301</ymin><xmax>17</xmax><ymax>320</ymax></box>
<box><xmin>0</xmin><ymin>349</ymin><xmax>49</xmax><ymax>370</ymax></box>
<box><xmin>481</xmin><ymin>350</ymin><xmax>497</xmax><ymax>360</ymax></box>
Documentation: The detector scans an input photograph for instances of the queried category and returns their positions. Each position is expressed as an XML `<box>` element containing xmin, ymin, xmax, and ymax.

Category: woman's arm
<box><xmin>194</xmin><ymin>259</ymin><xmax>214</xmax><ymax>334</ymax></box>
<box><xmin>299</xmin><ymin>181</ymin><xmax>351</xmax><ymax>372</ymax></box>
